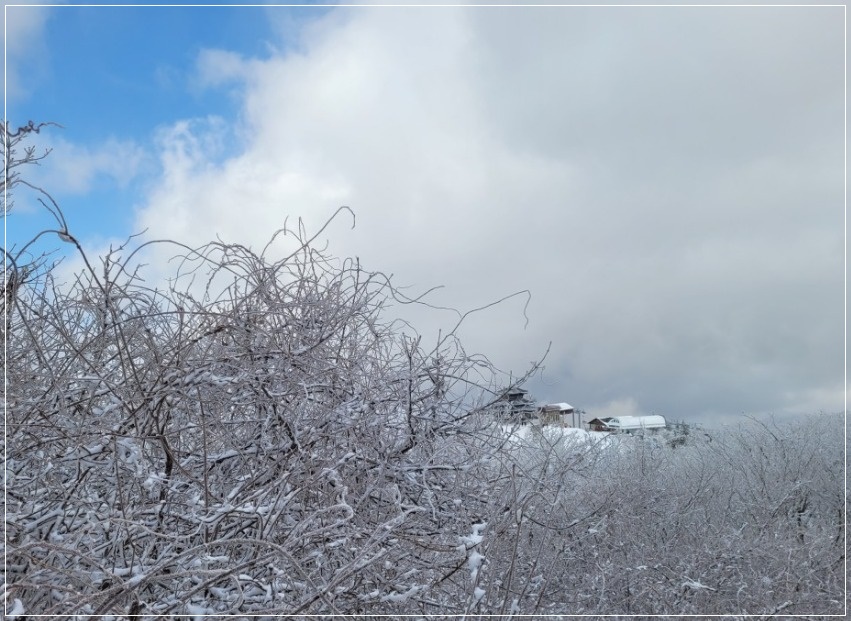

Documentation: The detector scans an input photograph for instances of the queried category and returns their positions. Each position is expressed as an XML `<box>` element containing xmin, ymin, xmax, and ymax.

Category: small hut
<box><xmin>586</xmin><ymin>417</ymin><xmax>614</xmax><ymax>432</ymax></box>
<box><xmin>537</xmin><ymin>402</ymin><xmax>579</xmax><ymax>427</ymax></box>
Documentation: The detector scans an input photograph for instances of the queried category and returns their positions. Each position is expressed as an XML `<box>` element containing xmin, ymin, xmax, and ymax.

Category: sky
<box><xmin>4</xmin><ymin>1</ymin><xmax>845</xmax><ymax>425</ymax></box>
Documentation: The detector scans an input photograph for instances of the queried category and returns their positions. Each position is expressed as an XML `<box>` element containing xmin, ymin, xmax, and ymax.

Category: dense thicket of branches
<box><xmin>3</xmin><ymin>122</ymin><xmax>845</xmax><ymax>617</ymax></box>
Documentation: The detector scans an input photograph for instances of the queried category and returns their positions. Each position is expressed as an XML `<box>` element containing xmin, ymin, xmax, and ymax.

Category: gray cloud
<box><xmin>135</xmin><ymin>5</ymin><xmax>844</xmax><ymax>423</ymax></box>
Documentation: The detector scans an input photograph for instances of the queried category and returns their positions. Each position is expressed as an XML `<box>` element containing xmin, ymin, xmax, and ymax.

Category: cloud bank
<box><xmin>132</xmin><ymin>6</ymin><xmax>844</xmax><ymax>423</ymax></box>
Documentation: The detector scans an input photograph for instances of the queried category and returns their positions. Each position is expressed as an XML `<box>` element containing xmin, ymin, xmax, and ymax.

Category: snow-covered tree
<box><xmin>3</xmin><ymin>121</ymin><xmax>534</xmax><ymax>616</ymax></box>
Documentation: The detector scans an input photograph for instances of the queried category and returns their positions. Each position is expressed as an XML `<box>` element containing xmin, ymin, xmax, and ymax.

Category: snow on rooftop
<box><xmin>607</xmin><ymin>415</ymin><xmax>666</xmax><ymax>429</ymax></box>
<box><xmin>540</xmin><ymin>402</ymin><xmax>574</xmax><ymax>411</ymax></box>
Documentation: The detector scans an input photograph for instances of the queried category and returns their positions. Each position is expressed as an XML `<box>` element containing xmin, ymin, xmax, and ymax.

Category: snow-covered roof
<box><xmin>607</xmin><ymin>415</ymin><xmax>666</xmax><ymax>430</ymax></box>
<box><xmin>540</xmin><ymin>402</ymin><xmax>574</xmax><ymax>411</ymax></box>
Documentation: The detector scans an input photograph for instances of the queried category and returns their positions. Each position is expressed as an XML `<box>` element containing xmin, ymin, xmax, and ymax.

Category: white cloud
<box><xmin>133</xmin><ymin>6</ymin><xmax>844</xmax><ymax>423</ymax></box>
<box><xmin>4</xmin><ymin>2</ymin><xmax>52</xmax><ymax>103</ymax></box>
<box><xmin>28</xmin><ymin>135</ymin><xmax>148</xmax><ymax>195</ymax></box>
<box><xmin>193</xmin><ymin>49</ymin><xmax>252</xmax><ymax>90</ymax></box>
